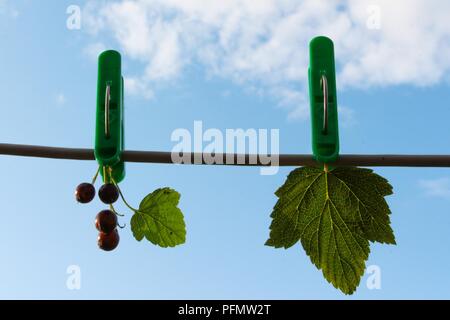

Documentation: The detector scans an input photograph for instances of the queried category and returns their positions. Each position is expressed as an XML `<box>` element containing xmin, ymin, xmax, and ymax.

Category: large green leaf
<box><xmin>266</xmin><ymin>167</ymin><xmax>395</xmax><ymax>294</ymax></box>
<box><xmin>131</xmin><ymin>188</ymin><xmax>186</xmax><ymax>248</ymax></box>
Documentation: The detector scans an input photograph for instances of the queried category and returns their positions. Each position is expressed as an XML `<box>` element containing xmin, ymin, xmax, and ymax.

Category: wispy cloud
<box><xmin>55</xmin><ymin>93</ymin><xmax>66</xmax><ymax>106</ymax></box>
<box><xmin>338</xmin><ymin>106</ymin><xmax>356</xmax><ymax>128</ymax></box>
<box><xmin>82</xmin><ymin>0</ymin><xmax>450</xmax><ymax>118</ymax></box>
<box><xmin>0</xmin><ymin>0</ymin><xmax>18</xmax><ymax>18</ymax></box>
<box><xmin>124</xmin><ymin>76</ymin><xmax>154</xmax><ymax>99</ymax></box>
<box><xmin>83</xmin><ymin>42</ymin><xmax>107</xmax><ymax>61</ymax></box>
<box><xmin>419</xmin><ymin>178</ymin><xmax>450</xmax><ymax>199</ymax></box>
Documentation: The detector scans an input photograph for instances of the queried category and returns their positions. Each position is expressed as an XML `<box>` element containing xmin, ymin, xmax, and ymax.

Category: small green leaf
<box><xmin>266</xmin><ymin>167</ymin><xmax>395</xmax><ymax>294</ymax></box>
<box><xmin>131</xmin><ymin>188</ymin><xmax>186</xmax><ymax>248</ymax></box>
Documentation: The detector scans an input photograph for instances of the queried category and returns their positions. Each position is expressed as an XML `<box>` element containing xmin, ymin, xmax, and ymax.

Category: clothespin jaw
<box><xmin>95</xmin><ymin>50</ymin><xmax>125</xmax><ymax>183</ymax></box>
<box><xmin>308</xmin><ymin>36</ymin><xmax>339</xmax><ymax>164</ymax></box>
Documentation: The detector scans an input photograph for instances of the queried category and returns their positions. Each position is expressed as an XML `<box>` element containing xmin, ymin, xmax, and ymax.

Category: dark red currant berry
<box><xmin>98</xmin><ymin>183</ymin><xmax>119</xmax><ymax>204</ymax></box>
<box><xmin>98</xmin><ymin>229</ymin><xmax>120</xmax><ymax>251</ymax></box>
<box><xmin>75</xmin><ymin>183</ymin><xmax>95</xmax><ymax>204</ymax></box>
<box><xmin>95</xmin><ymin>210</ymin><xmax>117</xmax><ymax>234</ymax></box>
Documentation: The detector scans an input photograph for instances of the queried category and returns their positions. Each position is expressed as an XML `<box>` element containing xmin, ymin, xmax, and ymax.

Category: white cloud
<box><xmin>419</xmin><ymin>178</ymin><xmax>450</xmax><ymax>199</ymax></box>
<box><xmin>124</xmin><ymin>76</ymin><xmax>154</xmax><ymax>99</ymax></box>
<box><xmin>55</xmin><ymin>93</ymin><xmax>66</xmax><ymax>106</ymax></box>
<box><xmin>0</xmin><ymin>0</ymin><xmax>18</xmax><ymax>18</ymax></box>
<box><xmin>338</xmin><ymin>106</ymin><xmax>356</xmax><ymax>128</ymax></box>
<box><xmin>82</xmin><ymin>0</ymin><xmax>450</xmax><ymax>118</ymax></box>
<box><xmin>83</xmin><ymin>42</ymin><xmax>107</xmax><ymax>61</ymax></box>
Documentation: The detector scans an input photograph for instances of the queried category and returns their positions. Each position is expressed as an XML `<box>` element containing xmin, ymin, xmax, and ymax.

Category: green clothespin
<box><xmin>94</xmin><ymin>50</ymin><xmax>125</xmax><ymax>183</ymax></box>
<box><xmin>308</xmin><ymin>36</ymin><xmax>339</xmax><ymax>164</ymax></box>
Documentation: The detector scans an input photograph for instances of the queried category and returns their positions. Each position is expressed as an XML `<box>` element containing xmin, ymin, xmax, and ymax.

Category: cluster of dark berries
<box><xmin>75</xmin><ymin>181</ymin><xmax>120</xmax><ymax>251</ymax></box>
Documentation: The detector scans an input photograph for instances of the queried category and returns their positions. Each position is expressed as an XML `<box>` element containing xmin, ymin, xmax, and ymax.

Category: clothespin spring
<box><xmin>105</xmin><ymin>84</ymin><xmax>111</xmax><ymax>138</ymax></box>
<box><xmin>320</xmin><ymin>75</ymin><xmax>328</xmax><ymax>134</ymax></box>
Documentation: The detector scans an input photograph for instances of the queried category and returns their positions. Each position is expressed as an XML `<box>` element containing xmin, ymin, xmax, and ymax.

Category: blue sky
<box><xmin>0</xmin><ymin>0</ymin><xmax>449</xmax><ymax>299</ymax></box>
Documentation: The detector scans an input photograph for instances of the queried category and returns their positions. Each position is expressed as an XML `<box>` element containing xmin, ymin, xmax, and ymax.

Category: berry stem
<box><xmin>91</xmin><ymin>166</ymin><xmax>101</xmax><ymax>185</ymax></box>
<box><xmin>110</xmin><ymin>177</ymin><xmax>140</xmax><ymax>213</ymax></box>
<box><xmin>109</xmin><ymin>204</ymin><xmax>125</xmax><ymax>217</ymax></box>
<box><xmin>103</xmin><ymin>166</ymin><xmax>109</xmax><ymax>184</ymax></box>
